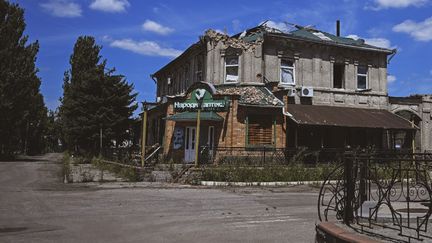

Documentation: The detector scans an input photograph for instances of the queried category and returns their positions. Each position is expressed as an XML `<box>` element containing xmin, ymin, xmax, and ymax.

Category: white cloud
<box><xmin>142</xmin><ymin>20</ymin><xmax>174</xmax><ymax>35</ymax></box>
<box><xmin>393</xmin><ymin>17</ymin><xmax>432</xmax><ymax>41</ymax></box>
<box><xmin>89</xmin><ymin>0</ymin><xmax>130</xmax><ymax>13</ymax></box>
<box><xmin>262</xmin><ymin>21</ymin><xmax>291</xmax><ymax>33</ymax></box>
<box><xmin>109</xmin><ymin>39</ymin><xmax>182</xmax><ymax>58</ymax></box>
<box><xmin>40</xmin><ymin>0</ymin><xmax>82</xmax><ymax>18</ymax></box>
<box><xmin>369</xmin><ymin>0</ymin><xmax>428</xmax><ymax>9</ymax></box>
<box><xmin>388</xmin><ymin>75</ymin><xmax>397</xmax><ymax>83</ymax></box>
<box><xmin>346</xmin><ymin>34</ymin><xmax>395</xmax><ymax>49</ymax></box>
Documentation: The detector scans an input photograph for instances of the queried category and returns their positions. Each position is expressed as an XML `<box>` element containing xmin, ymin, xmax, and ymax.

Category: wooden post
<box><xmin>141</xmin><ymin>102</ymin><xmax>148</xmax><ymax>167</ymax></box>
<box><xmin>99</xmin><ymin>126</ymin><xmax>103</xmax><ymax>156</ymax></box>
<box><xmin>195</xmin><ymin>106</ymin><xmax>201</xmax><ymax>167</ymax></box>
<box><xmin>411</xmin><ymin>116</ymin><xmax>415</xmax><ymax>154</ymax></box>
<box><xmin>344</xmin><ymin>156</ymin><xmax>354</xmax><ymax>225</ymax></box>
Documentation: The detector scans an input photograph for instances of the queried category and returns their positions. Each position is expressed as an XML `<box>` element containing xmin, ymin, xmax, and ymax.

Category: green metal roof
<box><xmin>165</xmin><ymin>111</ymin><xmax>224</xmax><ymax>122</ymax></box>
<box><xmin>287</xmin><ymin>29</ymin><xmax>392</xmax><ymax>52</ymax></box>
<box><xmin>236</xmin><ymin>24</ymin><xmax>394</xmax><ymax>53</ymax></box>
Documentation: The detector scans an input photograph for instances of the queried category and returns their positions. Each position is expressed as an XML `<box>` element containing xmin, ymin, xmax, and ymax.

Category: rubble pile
<box><xmin>217</xmin><ymin>86</ymin><xmax>283</xmax><ymax>107</ymax></box>
<box><xmin>204</xmin><ymin>29</ymin><xmax>263</xmax><ymax>52</ymax></box>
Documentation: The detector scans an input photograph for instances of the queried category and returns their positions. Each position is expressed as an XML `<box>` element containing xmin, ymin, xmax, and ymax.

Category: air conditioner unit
<box><xmin>287</xmin><ymin>88</ymin><xmax>297</xmax><ymax>97</ymax></box>
<box><xmin>301</xmin><ymin>87</ymin><xmax>314</xmax><ymax>97</ymax></box>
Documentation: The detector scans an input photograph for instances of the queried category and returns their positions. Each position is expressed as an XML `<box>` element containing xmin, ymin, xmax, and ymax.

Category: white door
<box><xmin>184</xmin><ymin>127</ymin><xmax>196</xmax><ymax>163</ymax></box>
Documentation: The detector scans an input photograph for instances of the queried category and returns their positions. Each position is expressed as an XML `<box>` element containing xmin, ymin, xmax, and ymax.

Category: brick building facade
<box><xmin>143</xmin><ymin>22</ymin><xmax>425</xmax><ymax>163</ymax></box>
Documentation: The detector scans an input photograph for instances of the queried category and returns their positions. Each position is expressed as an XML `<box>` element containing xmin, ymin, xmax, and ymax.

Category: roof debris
<box><xmin>204</xmin><ymin>29</ymin><xmax>263</xmax><ymax>52</ymax></box>
<box><xmin>216</xmin><ymin>85</ymin><xmax>284</xmax><ymax>107</ymax></box>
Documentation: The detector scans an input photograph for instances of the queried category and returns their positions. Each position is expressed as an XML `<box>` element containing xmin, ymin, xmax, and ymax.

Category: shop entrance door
<box><xmin>184</xmin><ymin>127</ymin><xmax>196</xmax><ymax>163</ymax></box>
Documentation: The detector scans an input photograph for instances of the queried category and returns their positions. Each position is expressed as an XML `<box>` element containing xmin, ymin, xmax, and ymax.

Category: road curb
<box><xmin>316</xmin><ymin>222</ymin><xmax>381</xmax><ymax>243</ymax></box>
<box><xmin>201</xmin><ymin>180</ymin><xmax>338</xmax><ymax>186</ymax></box>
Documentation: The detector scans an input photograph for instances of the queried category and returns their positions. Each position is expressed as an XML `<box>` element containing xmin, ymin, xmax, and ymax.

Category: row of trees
<box><xmin>0</xmin><ymin>0</ymin><xmax>138</xmax><ymax>158</ymax></box>
<box><xmin>0</xmin><ymin>0</ymin><xmax>48</xmax><ymax>157</ymax></box>
<box><xmin>59</xmin><ymin>36</ymin><xmax>137</xmax><ymax>155</ymax></box>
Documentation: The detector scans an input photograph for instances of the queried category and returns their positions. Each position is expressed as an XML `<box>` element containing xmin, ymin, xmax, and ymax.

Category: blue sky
<box><xmin>13</xmin><ymin>0</ymin><xmax>432</xmax><ymax>114</ymax></box>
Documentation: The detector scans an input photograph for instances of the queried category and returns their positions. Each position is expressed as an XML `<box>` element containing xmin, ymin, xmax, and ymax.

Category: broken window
<box><xmin>225</xmin><ymin>56</ymin><xmax>239</xmax><ymax>83</ymax></box>
<box><xmin>247</xmin><ymin>115</ymin><xmax>273</xmax><ymax>146</ymax></box>
<box><xmin>357</xmin><ymin>65</ymin><xmax>368</xmax><ymax>90</ymax></box>
<box><xmin>280</xmin><ymin>59</ymin><xmax>295</xmax><ymax>85</ymax></box>
<box><xmin>195</xmin><ymin>57</ymin><xmax>203</xmax><ymax>81</ymax></box>
<box><xmin>184</xmin><ymin>64</ymin><xmax>189</xmax><ymax>87</ymax></box>
<box><xmin>333</xmin><ymin>63</ymin><xmax>344</xmax><ymax>88</ymax></box>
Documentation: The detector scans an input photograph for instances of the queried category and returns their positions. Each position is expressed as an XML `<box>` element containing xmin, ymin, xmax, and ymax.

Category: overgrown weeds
<box><xmin>202</xmin><ymin>163</ymin><xmax>338</xmax><ymax>182</ymax></box>
<box><xmin>62</xmin><ymin>153</ymin><xmax>72</xmax><ymax>182</ymax></box>
<box><xmin>92</xmin><ymin>157</ymin><xmax>141</xmax><ymax>182</ymax></box>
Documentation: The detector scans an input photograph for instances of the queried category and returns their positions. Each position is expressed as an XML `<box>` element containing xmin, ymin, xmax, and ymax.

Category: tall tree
<box><xmin>0</xmin><ymin>0</ymin><xmax>47</xmax><ymax>157</ymax></box>
<box><xmin>60</xmin><ymin>36</ymin><xmax>137</xmax><ymax>155</ymax></box>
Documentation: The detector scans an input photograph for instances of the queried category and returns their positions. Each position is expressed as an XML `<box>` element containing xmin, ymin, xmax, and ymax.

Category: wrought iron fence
<box><xmin>318</xmin><ymin>151</ymin><xmax>432</xmax><ymax>242</ymax></box>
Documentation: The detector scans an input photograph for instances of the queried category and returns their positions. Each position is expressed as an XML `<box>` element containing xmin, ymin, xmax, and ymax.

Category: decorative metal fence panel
<box><xmin>318</xmin><ymin>152</ymin><xmax>432</xmax><ymax>242</ymax></box>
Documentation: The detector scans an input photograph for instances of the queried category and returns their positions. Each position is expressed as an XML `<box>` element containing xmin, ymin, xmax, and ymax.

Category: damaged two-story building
<box><xmin>144</xmin><ymin>22</ymin><xmax>430</xmax><ymax>163</ymax></box>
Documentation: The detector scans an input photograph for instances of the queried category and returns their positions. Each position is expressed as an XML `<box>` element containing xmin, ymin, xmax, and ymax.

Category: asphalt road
<box><xmin>0</xmin><ymin>153</ymin><xmax>319</xmax><ymax>243</ymax></box>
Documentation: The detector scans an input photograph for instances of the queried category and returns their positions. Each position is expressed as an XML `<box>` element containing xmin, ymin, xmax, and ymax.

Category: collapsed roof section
<box><xmin>216</xmin><ymin>85</ymin><xmax>284</xmax><ymax>108</ymax></box>
<box><xmin>226</xmin><ymin>22</ymin><xmax>395</xmax><ymax>54</ymax></box>
<box><xmin>152</xmin><ymin>21</ymin><xmax>395</xmax><ymax>79</ymax></box>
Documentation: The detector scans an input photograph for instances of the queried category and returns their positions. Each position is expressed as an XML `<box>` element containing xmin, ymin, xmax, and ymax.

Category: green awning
<box><xmin>164</xmin><ymin>111</ymin><xmax>224</xmax><ymax>122</ymax></box>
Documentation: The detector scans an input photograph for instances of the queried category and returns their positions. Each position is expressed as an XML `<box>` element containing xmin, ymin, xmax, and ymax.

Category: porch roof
<box><xmin>164</xmin><ymin>111</ymin><xmax>224</xmax><ymax>122</ymax></box>
<box><xmin>286</xmin><ymin>104</ymin><xmax>415</xmax><ymax>130</ymax></box>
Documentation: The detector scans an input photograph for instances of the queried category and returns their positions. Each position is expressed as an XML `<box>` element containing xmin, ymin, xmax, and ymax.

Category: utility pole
<box><xmin>99</xmin><ymin>125</ymin><xmax>103</xmax><ymax>156</ymax></box>
<box><xmin>411</xmin><ymin>115</ymin><xmax>415</xmax><ymax>154</ymax></box>
<box><xmin>194</xmin><ymin>98</ymin><xmax>204</xmax><ymax>167</ymax></box>
<box><xmin>141</xmin><ymin>101</ymin><xmax>148</xmax><ymax>167</ymax></box>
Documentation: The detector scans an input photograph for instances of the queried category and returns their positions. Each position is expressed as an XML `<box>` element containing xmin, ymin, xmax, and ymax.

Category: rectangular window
<box><xmin>280</xmin><ymin>59</ymin><xmax>295</xmax><ymax>85</ymax></box>
<box><xmin>357</xmin><ymin>65</ymin><xmax>368</xmax><ymax>90</ymax></box>
<box><xmin>225</xmin><ymin>56</ymin><xmax>239</xmax><ymax>83</ymax></box>
<box><xmin>333</xmin><ymin>63</ymin><xmax>344</xmax><ymax>88</ymax></box>
<box><xmin>247</xmin><ymin>115</ymin><xmax>273</xmax><ymax>146</ymax></box>
<box><xmin>195</xmin><ymin>56</ymin><xmax>203</xmax><ymax>82</ymax></box>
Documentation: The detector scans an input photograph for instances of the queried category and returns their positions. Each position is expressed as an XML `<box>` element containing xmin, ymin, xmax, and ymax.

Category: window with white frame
<box><xmin>225</xmin><ymin>56</ymin><xmax>239</xmax><ymax>83</ymax></box>
<box><xmin>280</xmin><ymin>59</ymin><xmax>295</xmax><ymax>85</ymax></box>
<box><xmin>357</xmin><ymin>65</ymin><xmax>368</xmax><ymax>90</ymax></box>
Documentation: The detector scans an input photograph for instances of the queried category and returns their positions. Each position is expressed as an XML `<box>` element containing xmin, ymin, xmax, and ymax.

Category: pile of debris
<box><xmin>217</xmin><ymin>86</ymin><xmax>283</xmax><ymax>107</ymax></box>
<box><xmin>203</xmin><ymin>29</ymin><xmax>263</xmax><ymax>52</ymax></box>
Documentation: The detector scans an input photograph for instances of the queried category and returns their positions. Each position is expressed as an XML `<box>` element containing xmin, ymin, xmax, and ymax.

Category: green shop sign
<box><xmin>174</xmin><ymin>89</ymin><xmax>228</xmax><ymax>111</ymax></box>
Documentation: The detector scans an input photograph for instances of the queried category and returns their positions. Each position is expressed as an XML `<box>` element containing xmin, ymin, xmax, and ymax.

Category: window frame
<box><xmin>357</xmin><ymin>65</ymin><xmax>368</xmax><ymax>90</ymax></box>
<box><xmin>279</xmin><ymin>58</ymin><xmax>295</xmax><ymax>86</ymax></box>
<box><xmin>245</xmin><ymin>115</ymin><xmax>276</xmax><ymax>148</ymax></box>
<box><xmin>224</xmin><ymin>56</ymin><xmax>239</xmax><ymax>83</ymax></box>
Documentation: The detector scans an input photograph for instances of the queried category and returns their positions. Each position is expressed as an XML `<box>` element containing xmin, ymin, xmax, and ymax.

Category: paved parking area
<box><xmin>0</xmin><ymin>154</ymin><xmax>319</xmax><ymax>243</ymax></box>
